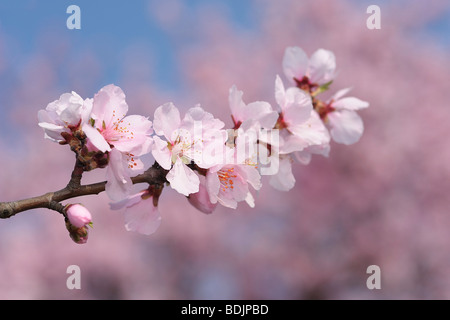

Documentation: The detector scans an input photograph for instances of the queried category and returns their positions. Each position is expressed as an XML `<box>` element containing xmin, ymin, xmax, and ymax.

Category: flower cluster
<box><xmin>38</xmin><ymin>46</ymin><xmax>368</xmax><ymax>242</ymax></box>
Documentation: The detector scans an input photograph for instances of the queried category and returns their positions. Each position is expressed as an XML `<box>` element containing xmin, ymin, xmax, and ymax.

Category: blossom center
<box><xmin>294</xmin><ymin>76</ymin><xmax>318</xmax><ymax>93</ymax></box>
<box><xmin>314</xmin><ymin>100</ymin><xmax>335</xmax><ymax>120</ymax></box>
<box><xmin>169</xmin><ymin>130</ymin><xmax>202</xmax><ymax>164</ymax></box>
<box><xmin>126</xmin><ymin>153</ymin><xmax>138</xmax><ymax>169</ymax></box>
<box><xmin>218</xmin><ymin>167</ymin><xmax>237</xmax><ymax>192</ymax></box>
<box><xmin>275</xmin><ymin>113</ymin><xmax>288</xmax><ymax>130</ymax></box>
<box><xmin>100</xmin><ymin>109</ymin><xmax>135</xmax><ymax>143</ymax></box>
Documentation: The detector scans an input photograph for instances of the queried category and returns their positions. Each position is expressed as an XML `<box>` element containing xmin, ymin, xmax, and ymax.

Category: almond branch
<box><xmin>0</xmin><ymin>163</ymin><xmax>168</xmax><ymax>219</ymax></box>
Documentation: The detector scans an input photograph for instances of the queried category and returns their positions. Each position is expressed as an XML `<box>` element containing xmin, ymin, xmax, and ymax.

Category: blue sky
<box><xmin>0</xmin><ymin>1</ymin><xmax>448</xmax><ymax>92</ymax></box>
<box><xmin>0</xmin><ymin>1</ymin><xmax>260</xmax><ymax>141</ymax></box>
<box><xmin>0</xmin><ymin>0</ymin><xmax>257</xmax><ymax>92</ymax></box>
<box><xmin>0</xmin><ymin>0</ymin><xmax>448</xmax><ymax>142</ymax></box>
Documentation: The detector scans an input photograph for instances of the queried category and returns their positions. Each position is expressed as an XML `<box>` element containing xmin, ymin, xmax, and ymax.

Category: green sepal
<box><xmin>312</xmin><ymin>80</ymin><xmax>333</xmax><ymax>97</ymax></box>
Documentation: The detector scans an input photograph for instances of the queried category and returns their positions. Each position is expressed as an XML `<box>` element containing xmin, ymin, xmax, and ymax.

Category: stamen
<box><xmin>218</xmin><ymin>167</ymin><xmax>237</xmax><ymax>192</ymax></box>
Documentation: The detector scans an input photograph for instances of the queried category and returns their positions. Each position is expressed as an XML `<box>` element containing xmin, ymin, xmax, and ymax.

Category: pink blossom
<box><xmin>82</xmin><ymin>84</ymin><xmax>154</xmax><ymax>200</ymax></box>
<box><xmin>228</xmin><ymin>85</ymin><xmax>280</xmax><ymax>178</ymax></box>
<box><xmin>283</xmin><ymin>46</ymin><xmax>336</xmax><ymax>87</ymax></box>
<box><xmin>206</xmin><ymin>163</ymin><xmax>261</xmax><ymax>209</ymax></box>
<box><xmin>205</xmin><ymin>141</ymin><xmax>262</xmax><ymax>209</ymax></box>
<box><xmin>82</xmin><ymin>84</ymin><xmax>153</xmax><ymax>154</ymax></box>
<box><xmin>66</xmin><ymin>204</ymin><xmax>92</xmax><ymax>228</ymax></box>
<box><xmin>266</xmin><ymin>76</ymin><xmax>331</xmax><ymax>191</ymax></box>
<box><xmin>274</xmin><ymin>75</ymin><xmax>330</xmax><ymax>155</ymax></box>
<box><xmin>38</xmin><ymin>91</ymin><xmax>92</xmax><ymax>142</ymax></box>
<box><xmin>229</xmin><ymin>85</ymin><xmax>278</xmax><ymax>131</ymax></box>
<box><xmin>269</xmin><ymin>155</ymin><xmax>296</xmax><ymax>191</ymax></box>
<box><xmin>325</xmin><ymin>88</ymin><xmax>369</xmax><ymax>145</ymax></box>
<box><xmin>110</xmin><ymin>189</ymin><xmax>161</xmax><ymax>235</ymax></box>
<box><xmin>152</xmin><ymin>103</ymin><xmax>227</xmax><ymax>196</ymax></box>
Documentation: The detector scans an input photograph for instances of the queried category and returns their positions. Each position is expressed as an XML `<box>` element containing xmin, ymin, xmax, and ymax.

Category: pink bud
<box><xmin>66</xmin><ymin>204</ymin><xmax>92</xmax><ymax>228</ymax></box>
<box><xmin>187</xmin><ymin>178</ymin><xmax>217</xmax><ymax>214</ymax></box>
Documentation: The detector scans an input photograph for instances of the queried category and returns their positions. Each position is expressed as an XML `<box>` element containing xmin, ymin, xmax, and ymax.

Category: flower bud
<box><xmin>65</xmin><ymin>220</ymin><xmax>89</xmax><ymax>244</ymax></box>
<box><xmin>66</xmin><ymin>204</ymin><xmax>92</xmax><ymax>228</ymax></box>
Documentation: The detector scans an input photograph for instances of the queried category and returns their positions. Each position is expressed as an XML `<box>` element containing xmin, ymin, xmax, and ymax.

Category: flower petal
<box><xmin>329</xmin><ymin>87</ymin><xmax>352</xmax><ymax>102</ymax></box>
<box><xmin>111</xmin><ymin>115</ymin><xmax>153</xmax><ymax>154</ymax></box>
<box><xmin>229</xmin><ymin>172</ymin><xmax>248</xmax><ymax>203</ymax></box>
<box><xmin>279</xmin><ymin>134</ymin><xmax>310</xmax><ymax>153</ymax></box>
<box><xmin>293</xmin><ymin>143</ymin><xmax>330</xmax><ymax>165</ymax></box>
<box><xmin>244</xmin><ymin>192</ymin><xmax>255</xmax><ymax>208</ymax></box>
<box><xmin>105</xmin><ymin>148</ymin><xmax>132</xmax><ymax>201</ymax></box>
<box><xmin>38</xmin><ymin>120</ymin><xmax>66</xmax><ymax>142</ymax></box>
<box><xmin>307</xmin><ymin>49</ymin><xmax>336</xmax><ymax>85</ymax></box>
<box><xmin>38</xmin><ymin>91</ymin><xmax>92</xmax><ymax>142</ymax></box>
<box><xmin>92</xmin><ymin>84</ymin><xmax>129</xmax><ymax>129</ymax></box>
<box><xmin>153</xmin><ymin>102</ymin><xmax>181</xmax><ymax>141</ymax></box>
<box><xmin>188</xmin><ymin>175</ymin><xmax>218</xmax><ymax>214</ymax></box>
<box><xmin>274</xmin><ymin>75</ymin><xmax>286</xmax><ymax>110</ymax></box>
<box><xmin>125</xmin><ymin>156</ymin><xmax>146</xmax><ymax>176</ymax></box>
<box><xmin>283</xmin><ymin>46</ymin><xmax>308</xmax><ymax>85</ymax></box>
<box><xmin>240</xmin><ymin>165</ymin><xmax>262</xmax><ymax>191</ymax></box>
<box><xmin>293</xmin><ymin>150</ymin><xmax>312</xmax><ymax>165</ymax></box>
<box><xmin>332</xmin><ymin>97</ymin><xmax>369</xmax><ymax>111</ymax></box>
<box><xmin>269</xmin><ymin>156</ymin><xmax>296</xmax><ymax>191</ymax></box>
<box><xmin>229</xmin><ymin>85</ymin><xmax>246</xmax><ymax>124</ymax></box>
<box><xmin>183</xmin><ymin>106</ymin><xmax>224</xmax><ymax>132</ymax></box>
<box><xmin>124</xmin><ymin>197</ymin><xmax>162</xmax><ymax>235</ymax></box>
<box><xmin>282</xmin><ymin>87</ymin><xmax>313</xmax><ymax>126</ymax></box>
<box><xmin>110</xmin><ymin>191</ymin><xmax>146</xmax><ymax>210</ymax></box>
<box><xmin>206</xmin><ymin>168</ymin><xmax>221</xmax><ymax>204</ymax></box>
<box><xmin>258</xmin><ymin>111</ymin><xmax>279</xmax><ymax>130</ymax></box>
<box><xmin>288</xmin><ymin>110</ymin><xmax>330</xmax><ymax>149</ymax></box>
<box><xmin>58</xmin><ymin>97</ymin><xmax>83</xmax><ymax>125</ymax></box>
<box><xmin>217</xmin><ymin>192</ymin><xmax>238</xmax><ymax>209</ymax></box>
<box><xmin>243</xmin><ymin>101</ymin><xmax>278</xmax><ymax>129</ymax></box>
<box><xmin>151</xmin><ymin>136</ymin><xmax>172</xmax><ymax>170</ymax></box>
<box><xmin>82</xmin><ymin>124</ymin><xmax>112</xmax><ymax>152</ymax></box>
<box><xmin>327</xmin><ymin>110</ymin><xmax>364</xmax><ymax>145</ymax></box>
<box><xmin>166</xmin><ymin>158</ymin><xmax>200</xmax><ymax>196</ymax></box>
<box><xmin>80</xmin><ymin>98</ymin><xmax>93</xmax><ymax>124</ymax></box>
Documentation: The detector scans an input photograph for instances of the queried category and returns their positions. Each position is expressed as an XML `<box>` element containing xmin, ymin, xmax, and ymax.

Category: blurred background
<box><xmin>0</xmin><ymin>0</ymin><xmax>449</xmax><ymax>299</ymax></box>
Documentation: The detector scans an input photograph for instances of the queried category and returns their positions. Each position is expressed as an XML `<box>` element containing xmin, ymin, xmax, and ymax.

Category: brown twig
<box><xmin>0</xmin><ymin>163</ymin><xmax>168</xmax><ymax>219</ymax></box>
